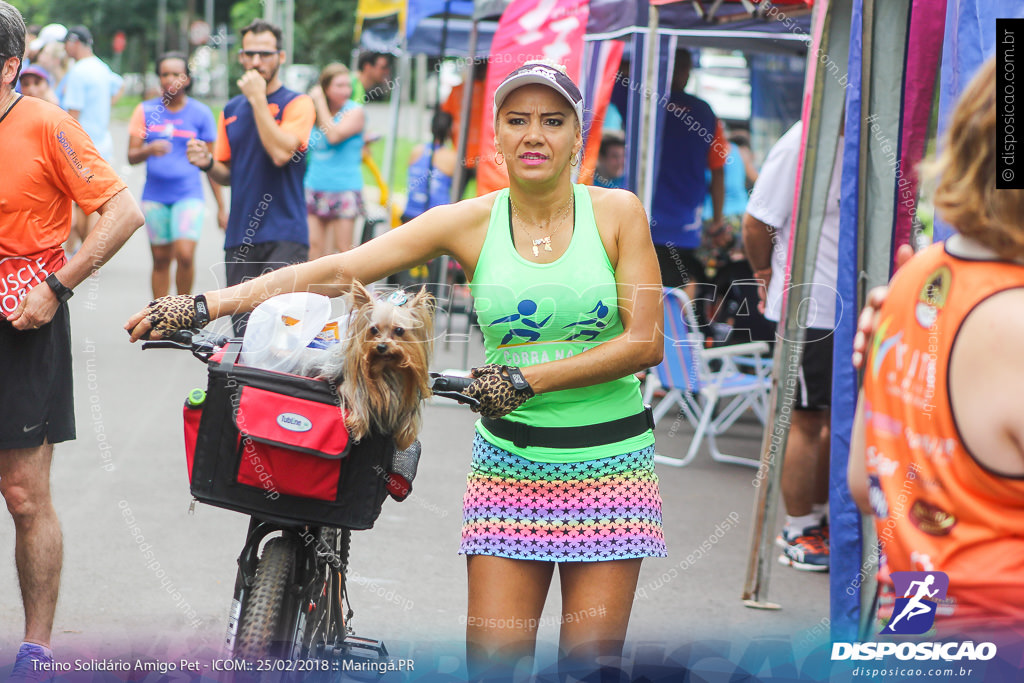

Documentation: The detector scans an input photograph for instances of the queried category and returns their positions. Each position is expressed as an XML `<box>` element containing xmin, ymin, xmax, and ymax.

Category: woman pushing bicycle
<box><xmin>126</xmin><ymin>61</ymin><xmax>666</xmax><ymax>679</ymax></box>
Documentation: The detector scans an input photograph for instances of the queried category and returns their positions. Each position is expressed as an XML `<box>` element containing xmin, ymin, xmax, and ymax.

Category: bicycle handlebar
<box><xmin>142</xmin><ymin>336</ymin><xmax>480</xmax><ymax>406</ymax></box>
<box><xmin>430</xmin><ymin>373</ymin><xmax>478</xmax><ymax>409</ymax></box>
<box><xmin>141</xmin><ymin>329</ymin><xmax>231</xmax><ymax>363</ymax></box>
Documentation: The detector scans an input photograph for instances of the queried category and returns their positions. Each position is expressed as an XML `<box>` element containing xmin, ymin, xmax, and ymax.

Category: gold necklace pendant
<box><xmin>512</xmin><ymin>192</ymin><xmax>573</xmax><ymax>258</ymax></box>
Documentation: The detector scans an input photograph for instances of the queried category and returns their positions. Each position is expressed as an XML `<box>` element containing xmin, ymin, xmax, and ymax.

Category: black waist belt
<box><xmin>481</xmin><ymin>406</ymin><xmax>654</xmax><ymax>449</ymax></box>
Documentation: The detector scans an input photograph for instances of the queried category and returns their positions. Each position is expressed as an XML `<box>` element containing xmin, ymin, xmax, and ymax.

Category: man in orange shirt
<box><xmin>0</xmin><ymin>3</ymin><xmax>144</xmax><ymax>676</ymax></box>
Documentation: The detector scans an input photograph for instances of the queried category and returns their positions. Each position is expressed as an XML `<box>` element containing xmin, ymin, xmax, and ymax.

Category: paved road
<box><xmin>0</xmin><ymin>121</ymin><xmax>829</xmax><ymax>672</ymax></box>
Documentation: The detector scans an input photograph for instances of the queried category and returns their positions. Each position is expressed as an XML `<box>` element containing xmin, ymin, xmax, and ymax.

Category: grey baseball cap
<box><xmin>64</xmin><ymin>25</ymin><xmax>93</xmax><ymax>46</ymax></box>
<box><xmin>493</xmin><ymin>60</ymin><xmax>584</xmax><ymax>127</ymax></box>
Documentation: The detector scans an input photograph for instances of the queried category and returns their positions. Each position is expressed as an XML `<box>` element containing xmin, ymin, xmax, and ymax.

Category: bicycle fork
<box><xmin>223</xmin><ymin>517</ymin><xmax>275</xmax><ymax>657</ymax></box>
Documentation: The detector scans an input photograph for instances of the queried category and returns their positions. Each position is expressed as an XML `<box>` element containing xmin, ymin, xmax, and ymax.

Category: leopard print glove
<box><xmin>464</xmin><ymin>364</ymin><xmax>535</xmax><ymax>418</ymax></box>
<box><xmin>146</xmin><ymin>295</ymin><xmax>202</xmax><ymax>336</ymax></box>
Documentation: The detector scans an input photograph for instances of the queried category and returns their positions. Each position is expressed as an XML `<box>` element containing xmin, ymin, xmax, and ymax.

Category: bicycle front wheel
<box><xmin>235</xmin><ymin>536</ymin><xmax>298</xmax><ymax>659</ymax></box>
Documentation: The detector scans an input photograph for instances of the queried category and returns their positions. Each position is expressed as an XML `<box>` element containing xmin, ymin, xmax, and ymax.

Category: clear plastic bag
<box><xmin>241</xmin><ymin>293</ymin><xmax>332</xmax><ymax>373</ymax></box>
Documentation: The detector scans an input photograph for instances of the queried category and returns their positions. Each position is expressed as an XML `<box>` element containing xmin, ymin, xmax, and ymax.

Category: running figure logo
<box><xmin>489</xmin><ymin>300</ymin><xmax>553</xmax><ymax>346</ymax></box>
<box><xmin>562</xmin><ymin>300</ymin><xmax>610</xmax><ymax>341</ymax></box>
<box><xmin>881</xmin><ymin>571</ymin><xmax>949</xmax><ymax>635</ymax></box>
<box><xmin>488</xmin><ymin>299</ymin><xmax>611</xmax><ymax>345</ymax></box>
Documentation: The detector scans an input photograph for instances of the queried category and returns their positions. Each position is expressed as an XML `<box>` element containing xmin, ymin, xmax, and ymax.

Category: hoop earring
<box><xmin>570</xmin><ymin>150</ymin><xmax>580</xmax><ymax>167</ymax></box>
<box><xmin>494</xmin><ymin>151</ymin><xmax>504</xmax><ymax>166</ymax></box>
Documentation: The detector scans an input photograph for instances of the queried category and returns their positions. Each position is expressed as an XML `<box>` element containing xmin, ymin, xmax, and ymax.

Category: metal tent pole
<box><xmin>742</xmin><ymin>0</ymin><xmax>852</xmax><ymax>609</ymax></box>
<box><xmin>637</xmin><ymin>2</ymin><xmax>659</xmax><ymax>207</ymax></box>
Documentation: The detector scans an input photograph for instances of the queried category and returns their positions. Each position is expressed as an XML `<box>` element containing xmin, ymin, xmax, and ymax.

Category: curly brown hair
<box><xmin>928</xmin><ymin>57</ymin><xmax>1024</xmax><ymax>259</ymax></box>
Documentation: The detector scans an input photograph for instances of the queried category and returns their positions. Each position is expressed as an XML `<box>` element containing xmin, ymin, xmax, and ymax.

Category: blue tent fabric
<box><xmin>622</xmin><ymin>31</ymin><xmax>647</xmax><ymax>193</ymax></box>
<box><xmin>587</xmin><ymin>0</ymin><xmax>645</xmax><ymax>36</ymax></box>
<box><xmin>588</xmin><ymin>0</ymin><xmax>810</xmax><ymax>37</ymax></box>
<box><xmin>749</xmin><ymin>53</ymin><xmax>805</xmax><ymax>160</ymax></box>
<box><xmin>587</xmin><ymin>0</ymin><xmax>811</xmax><ymax>54</ymax></box>
<box><xmin>649</xmin><ymin>34</ymin><xmax>676</xmax><ymax>206</ymax></box>
<box><xmin>832</xmin><ymin>0</ymin><xmax>929</xmax><ymax>643</ymax></box>
<box><xmin>749</xmin><ymin>54</ymin><xmax>804</xmax><ymax>125</ymax></box>
<box><xmin>406</xmin><ymin>0</ymin><xmax>475</xmax><ymax>38</ymax></box>
<box><xmin>933</xmin><ymin>0</ymin><xmax>1024</xmax><ymax>242</ymax></box>
<box><xmin>831</xmin><ymin>0</ymin><xmax>865</xmax><ymax>643</ymax></box>
<box><xmin>406</xmin><ymin>17</ymin><xmax>497</xmax><ymax>56</ymax></box>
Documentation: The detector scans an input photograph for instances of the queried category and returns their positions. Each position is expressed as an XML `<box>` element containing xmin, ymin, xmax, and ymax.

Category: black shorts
<box><xmin>224</xmin><ymin>240</ymin><xmax>309</xmax><ymax>286</ymax></box>
<box><xmin>0</xmin><ymin>303</ymin><xmax>75</xmax><ymax>449</ymax></box>
<box><xmin>654</xmin><ymin>244</ymin><xmax>707</xmax><ymax>289</ymax></box>
<box><xmin>224</xmin><ymin>240</ymin><xmax>309</xmax><ymax>336</ymax></box>
<box><xmin>795</xmin><ymin>326</ymin><xmax>834</xmax><ymax>410</ymax></box>
<box><xmin>764</xmin><ymin>324</ymin><xmax>834</xmax><ymax>409</ymax></box>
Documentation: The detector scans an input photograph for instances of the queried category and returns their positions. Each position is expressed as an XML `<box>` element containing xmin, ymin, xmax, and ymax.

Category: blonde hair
<box><xmin>318</xmin><ymin>62</ymin><xmax>350</xmax><ymax>94</ymax></box>
<box><xmin>927</xmin><ymin>57</ymin><xmax>1024</xmax><ymax>259</ymax></box>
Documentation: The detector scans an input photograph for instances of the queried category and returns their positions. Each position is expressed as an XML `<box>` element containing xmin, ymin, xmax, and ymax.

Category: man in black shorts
<box><xmin>0</xmin><ymin>3</ymin><xmax>145</xmax><ymax>675</ymax></box>
<box><xmin>742</xmin><ymin>120</ymin><xmax>841</xmax><ymax>573</ymax></box>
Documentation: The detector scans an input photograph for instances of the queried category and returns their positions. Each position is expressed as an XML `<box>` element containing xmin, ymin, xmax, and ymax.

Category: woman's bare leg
<box><xmin>557</xmin><ymin>559</ymin><xmax>643</xmax><ymax>679</ymax></box>
<box><xmin>466</xmin><ymin>555</ymin><xmax>554</xmax><ymax>681</ymax></box>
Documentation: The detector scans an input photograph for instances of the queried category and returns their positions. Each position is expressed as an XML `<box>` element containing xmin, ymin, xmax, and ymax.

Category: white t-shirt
<box><xmin>746</xmin><ymin>121</ymin><xmax>842</xmax><ymax>328</ymax></box>
<box><xmin>61</xmin><ymin>55</ymin><xmax>122</xmax><ymax>162</ymax></box>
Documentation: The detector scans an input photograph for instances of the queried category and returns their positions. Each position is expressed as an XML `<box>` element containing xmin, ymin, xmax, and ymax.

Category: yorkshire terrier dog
<box><xmin>308</xmin><ymin>281</ymin><xmax>435</xmax><ymax>450</ymax></box>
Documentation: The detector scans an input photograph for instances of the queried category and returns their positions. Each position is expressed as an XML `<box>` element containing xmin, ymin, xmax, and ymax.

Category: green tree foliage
<box><xmin>18</xmin><ymin>0</ymin><xmax>231</xmax><ymax>72</ymax></box>
<box><xmin>16</xmin><ymin>0</ymin><xmax>355</xmax><ymax>74</ymax></box>
<box><xmin>231</xmin><ymin>0</ymin><xmax>357</xmax><ymax>68</ymax></box>
<box><xmin>294</xmin><ymin>0</ymin><xmax>357</xmax><ymax>68</ymax></box>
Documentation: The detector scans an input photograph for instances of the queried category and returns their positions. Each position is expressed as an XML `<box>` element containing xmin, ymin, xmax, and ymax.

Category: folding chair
<box><xmin>645</xmin><ymin>287</ymin><xmax>772</xmax><ymax>468</ymax></box>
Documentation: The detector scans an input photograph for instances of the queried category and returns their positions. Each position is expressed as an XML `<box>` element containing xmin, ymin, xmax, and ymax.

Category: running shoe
<box><xmin>775</xmin><ymin>519</ymin><xmax>829</xmax><ymax>549</ymax></box>
<box><xmin>9</xmin><ymin>643</ymin><xmax>55</xmax><ymax>682</ymax></box>
<box><xmin>777</xmin><ymin>524</ymin><xmax>830</xmax><ymax>572</ymax></box>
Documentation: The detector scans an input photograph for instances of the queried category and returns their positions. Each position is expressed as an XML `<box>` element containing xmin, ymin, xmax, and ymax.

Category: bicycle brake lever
<box><xmin>141</xmin><ymin>339</ymin><xmax>192</xmax><ymax>351</ymax></box>
<box><xmin>432</xmin><ymin>390</ymin><xmax>480</xmax><ymax>409</ymax></box>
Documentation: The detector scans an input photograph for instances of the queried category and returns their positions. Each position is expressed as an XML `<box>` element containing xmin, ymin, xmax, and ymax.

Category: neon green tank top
<box><xmin>470</xmin><ymin>184</ymin><xmax>654</xmax><ymax>463</ymax></box>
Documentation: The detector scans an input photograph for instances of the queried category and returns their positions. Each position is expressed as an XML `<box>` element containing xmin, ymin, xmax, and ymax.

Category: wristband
<box><xmin>504</xmin><ymin>366</ymin><xmax>532</xmax><ymax>393</ymax></box>
<box><xmin>45</xmin><ymin>273</ymin><xmax>74</xmax><ymax>304</ymax></box>
<box><xmin>201</xmin><ymin>155</ymin><xmax>215</xmax><ymax>172</ymax></box>
<box><xmin>193</xmin><ymin>294</ymin><xmax>211</xmax><ymax>327</ymax></box>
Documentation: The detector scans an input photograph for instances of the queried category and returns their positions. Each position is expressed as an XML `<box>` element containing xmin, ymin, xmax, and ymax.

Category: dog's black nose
<box><xmin>376</xmin><ymin>343</ymin><xmax>389</xmax><ymax>354</ymax></box>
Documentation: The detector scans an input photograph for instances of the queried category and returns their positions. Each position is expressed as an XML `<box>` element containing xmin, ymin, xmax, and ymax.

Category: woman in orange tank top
<box><xmin>849</xmin><ymin>56</ymin><xmax>1024</xmax><ymax>639</ymax></box>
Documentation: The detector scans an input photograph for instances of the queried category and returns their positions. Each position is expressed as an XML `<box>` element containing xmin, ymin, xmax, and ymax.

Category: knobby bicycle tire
<box><xmin>235</xmin><ymin>536</ymin><xmax>298</xmax><ymax>659</ymax></box>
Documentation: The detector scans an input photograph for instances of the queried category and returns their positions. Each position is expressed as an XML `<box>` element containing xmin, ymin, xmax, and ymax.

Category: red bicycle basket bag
<box><xmin>234</xmin><ymin>385</ymin><xmax>350</xmax><ymax>500</ymax></box>
<box><xmin>185</xmin><ymin>341</ymin><xmax>395</xmax><ymax>529</ymax></box>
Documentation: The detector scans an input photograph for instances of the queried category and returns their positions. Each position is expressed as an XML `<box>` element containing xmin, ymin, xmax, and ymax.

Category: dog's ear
<box><xmin>409</xmin><ymin>286</ymin><xmax>436</xmax><ymax>341</ymax></box>
<box><xmin>410</xmin><ymin>285</ymin><xmax>435</xmax><ymax>313</ymax></box>
<box><xmin>349</xmin><ymin>279</ymin><xmax>373</xmax><ymax>309</ymax></box>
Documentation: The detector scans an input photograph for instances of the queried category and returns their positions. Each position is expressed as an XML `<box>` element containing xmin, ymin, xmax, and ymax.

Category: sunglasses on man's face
<box><xmin>238</xmin><ymin>50</ymin><xmax>280</xmax><ymax>59</ymax></box>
